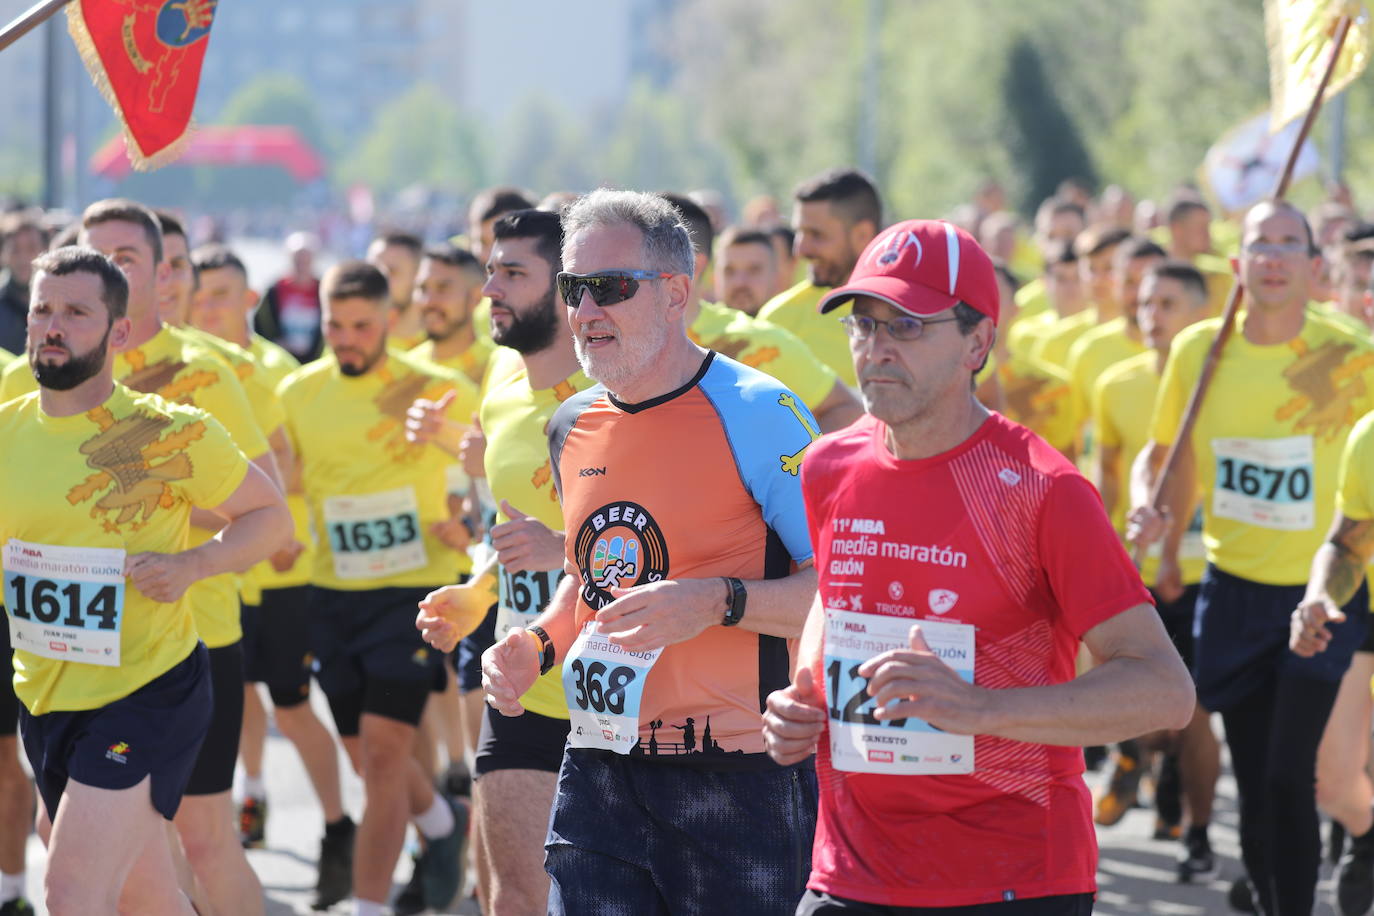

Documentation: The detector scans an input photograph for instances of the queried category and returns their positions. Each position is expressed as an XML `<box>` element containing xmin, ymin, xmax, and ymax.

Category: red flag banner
<box><xmin>66</xmin><ymin>0</ymin><xmax>218</xmax><ymax>170</ymax></box>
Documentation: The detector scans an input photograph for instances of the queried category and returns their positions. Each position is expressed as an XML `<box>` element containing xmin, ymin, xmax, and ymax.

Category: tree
<box><xmin>338</xmin><ymin>84</ymin><xmax>488</xmax><ymax>196</ymax></box>
<box><xmin>1001</xmin><ymin>38</ymin><xmax>1098</xmax><ymax>213</ymax></box>
<box><xmin>183</xmin><ymin>73</ymin><xmax>337</xmax><ymax>207</ymax></box>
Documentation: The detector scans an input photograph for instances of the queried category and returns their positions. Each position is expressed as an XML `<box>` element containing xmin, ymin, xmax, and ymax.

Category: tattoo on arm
<box><xmin>1324</xmin><ymin>515</ymin><xmax>1374</xmax><ymax>607</ymax></box>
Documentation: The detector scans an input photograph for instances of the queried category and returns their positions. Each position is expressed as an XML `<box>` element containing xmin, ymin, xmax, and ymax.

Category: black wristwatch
<box><xmin>527</xmin><ymin>625</ymin><xmax>556</xmax><ymax>675</ymax></box>
<box><xmin>722</xmin><ymin>577</ymin><xmax>747</xmax><ymax>627</ymax></box>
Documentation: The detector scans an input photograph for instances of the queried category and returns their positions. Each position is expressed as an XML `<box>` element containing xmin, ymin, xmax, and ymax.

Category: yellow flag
<box><xmin>1266</xmin><ymin>0</ymin><xmax>1371</xmax><ymax>130</ymax></box>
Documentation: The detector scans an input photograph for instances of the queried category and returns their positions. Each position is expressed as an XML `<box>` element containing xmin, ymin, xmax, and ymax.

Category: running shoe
<box><xmin>312</xmin><ymin>816</ymin><xmax>355</xmax><ymax>912</ymax></box>
<box><xmin>1177</xmin><ymin>827</ymin><xmax>1217</xmax><ymax>883</ymax></box>
<box><xmin>440</xmin><ymin>760</ymin><xmax>472</xmax><ymax>799</ymax></box>
<box><xmin>1093</xmin><ymin>745</ymin><xmax>1143</xmax><ymax>827</ymax></box>
<box><xmin>1337</xmin><ymin>826</ymin><xmax>1374</xmax><ymax>916</ymax></box>
<box><xmin>238</xmin><ymin>796</ymin><xmax>267</xmax><ymax>849</ymax></box>
<box><xmin>1153</xmin><ymin>753</ymin><xmax>1183</xmax><ymax>834</ymax></box>
<box><xmin>417</xmin><ymin>793</ymin><xmax>471</xmax><ymax>911</ymax></box>
<box><xmin>1228</xmin><ymin>876</ymin><xmax>1256</xmax><ymax>913</ymax></box>
<box><xmin>1153</xmin><ymin>817</ymin><xmax>1183</xmax><ymax>842</ymax></box>
<box><xmin>392</xmin><ymin>855</ymin><xmax>425</xmax><ymax>916</ymax></box>
<box><xmin>0</xmin><ymin>898</ymin><xmax>34</xmax><ymax>916</ymax></box>
<box><xmin>1333</xmin><ymin>821</ymin><xmax>1349</xmax><ymax>866</ymax></box>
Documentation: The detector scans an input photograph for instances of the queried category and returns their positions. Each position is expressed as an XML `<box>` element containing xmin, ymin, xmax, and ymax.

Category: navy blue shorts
<box><xmin>20</xmin><ymin>643</ymin><xmax>211</xmax><ymax>821</ymax></box>
<box><xmin>545</xmin><ymin>748</ymin><xmax>817</xmax><ymax>916</ymax></box>
<box><xmin>1194</xmin><ymin>565</ymin><xmax>1369</xmax><ymax>712</ymax></box>
<box><xmin>184</xmin><ymin>641</ymin><xmax>244</xmax><ymax>796</ymax></box>
<box><xmin>1150</xmin><ymin>584</ymin><xmax>1200</xmax><ymax>672</ymax></box>
<box><xmin>241</xmin><ymin>585</ymin><xmax>314</xmax><ymax>708</ymax></box>
<box><xmin>310</xmin><ymin>586</ymin><xmax>444</xmax><ymax>734</ymax></box>
<box><xmin>455</xmin><ymin>602</ymin><xmax>498</xmax><ymax>691</ymax></box>
<box><xmin>0</xmin><ymin>624</ymin><xmax>17</xmax><ymax>738</ymax></box>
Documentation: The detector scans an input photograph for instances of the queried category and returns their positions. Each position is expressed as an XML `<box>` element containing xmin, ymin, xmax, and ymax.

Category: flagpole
<box><xmin>0</xmin><ymin>0</ymin><xmax>71</xmax><ymax>55</ymax></box>
<box><xmin>1138</xmin><ymin>12</ymin><xmax>1354</xmax><ymax>564</ymax></box>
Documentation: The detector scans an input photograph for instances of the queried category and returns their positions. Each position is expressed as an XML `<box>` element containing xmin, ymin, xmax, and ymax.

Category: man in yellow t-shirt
<box><xmin>0</xmin><ymin>199</ymin><xmax>282</xmax><ymax>915</ymax></box>
<box><xmin>409</xmin><ymin>244</ymin><xmax>498</xmax><ymax>387</ymax></box>
<box><xmin>189</xmin><ymin>243</ymin><xmax>353</xmax><ymax>907</ymax></box>
<box><xmin>368</xmin><ymin>232</ymin><xmax>426</xmax><ymax>350</ymax></box>
<box><xmin>3</xmin><ymin>245</ymin><xmax>288</xmax><ymax>913</ymax></box>
<box><xmin>407</xmin><ymin>209</ymin><xmax>585</xmax><ymax>916</ymax></box>
<box><xmin>756</xmin><ymin>167</ymin><xmax>883</xmax><ymax>387</ymax></box>
<box><xmin>1291</xmin><ymin>408</ymin><xmax>1374</xmax><ymax>914</ymax></box>
<box><xmin>1324</xmin><ymin>224</ymin><xmax>1374</xmax><ymax>335</ymax></box>
<box><xmin>1033</xmin><ymin>226</ymin><xmax>1130</xmax><ymax>371</ymax></box>
<box><xmin>1008</xmin><ymin>238</ymin><xmax>1085</xmax><ymax>359</ymax></box>
<box><xmin>405</xmin><ymin>242</ymin><xmax>499</xmax><ymax>820</ymax></box>
<box><xmin>977</xmin><ymin>262</ymin><xmax>1077</xmax><ymax>456</ymax></box>
<box><xmin>715</xmin><ymin>225</ymin><xmax>781</xmax><ymax>318</ymax></box>
<box><xmin>154</xmin><ymin>212</ymin><xmax>295</xmax><ymax>486</ymax></box>
<box><xmin>1093</xmin><ymin>261</ymin><xmax>1219</xmax><ymax>871</ymax></box>
<box><xmin>279</xmin><ymin>260</ymin><xmax>477</xmax><ymax>914</ymax></box>
<box><xmin>1134</xmin><ymin>201</ymin><xmax>1374</xmax><ymax>916</ymax></box>
<box><xmin>1163</xmin><ymin>196</ymin><xmax>1235</xmax><ymax>317</ymax></box>
<box><xmin>665</xmin><ymin>194</ymin><xmax>862</xmax><ymax>433</ymax></box>
<box><xmin>1066</xmin><ymin>237</ymin><xmax>1165</xmax><ymax>451</ymax></box>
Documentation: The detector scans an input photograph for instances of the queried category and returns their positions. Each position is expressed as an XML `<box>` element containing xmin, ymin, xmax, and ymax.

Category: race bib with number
<box><xmin>824</xmin><ymin>608</ymin><xmax>975</xmax><ymax>775</ymax></box>
<box><xmin>1212</xmin><ymin>436</ymin><xmax>1314</xmax><ymax>530</ymax></box>
<box><xmin>1146</xmin><ymin>505</ymin><xmax>1206</xmax><ymax>562</ymax></box>
<box><xmin>323</xmin><ymin>486</ymin><xmax>426</xmax><ymax>579</ymax></box>
<box><xmin>3</xmin><ymin>540</ymin><xmax>125</xmax><ymax>667</ymax></box>
<box><xmin>495</xmin><ymin>566</ymin><xmax>564</xmax><ymax>635</ymax></box>
<box><xmin>562</xmin><ymin>621</ymin><xmax>662</xmax><ymax>754</ymax></box>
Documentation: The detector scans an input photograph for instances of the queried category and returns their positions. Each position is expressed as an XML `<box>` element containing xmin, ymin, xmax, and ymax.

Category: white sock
<box><xmin>413</xmin><ymin>793</ymin><xmax>455</xmax><ymax>840</ymax></box>
<box><xmin>354</xmin><ymin>900</ymin><xmax>385</xmax><ymax>916</ymax></box>
<box><xmin>242</xmin><ymin>774</ymin><xmax>266</xmax><ymax>801</ymax></box>
<box><xmin>0</xmin><ymin>871</ymin><xmax>25</xmax><ymax>904</ymax></box>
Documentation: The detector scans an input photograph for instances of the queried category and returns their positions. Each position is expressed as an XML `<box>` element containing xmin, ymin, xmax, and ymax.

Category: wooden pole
<box><xmin>1139</xmin><ymin>13</ymin><xmax>1355</xmax><ymax>560</ymax></box>
<box><xmin>0</xmin><ymin>0</ymin><xmax>71</xmax><ymax>55</ymax></box>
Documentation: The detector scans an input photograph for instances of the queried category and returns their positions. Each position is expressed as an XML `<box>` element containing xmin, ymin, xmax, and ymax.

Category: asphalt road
<box><xmin>13</xmin><ymin>702</ymin><xmax>1349</xmax><ymax>915</ymax></box>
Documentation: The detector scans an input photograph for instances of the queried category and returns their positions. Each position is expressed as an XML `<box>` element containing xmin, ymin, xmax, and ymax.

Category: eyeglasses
<box><xmin>556</xmin><ymin>270</ymin><xmax>675</xmax><ymax>308</ymax></box>
<box><xmin>839</xmin><ymin>313</ymin><xmax>959</xmax><ymax>341</ymax></box>
<box><xmin>1242</xmin><ymin>240</ymin><xmax>1313</xmax><ymax>258</ymax></box>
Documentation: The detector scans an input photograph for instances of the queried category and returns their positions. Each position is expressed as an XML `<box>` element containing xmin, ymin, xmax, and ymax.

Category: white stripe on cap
<box><xmin>944</xmin><ymin>222</ymin><xmax>960</xmax><ymax>295</ymax></box>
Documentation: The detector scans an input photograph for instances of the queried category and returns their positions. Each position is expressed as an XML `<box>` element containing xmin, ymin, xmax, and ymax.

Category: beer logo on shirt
<box><xmin>573</xmin><ymin>501</ymin><xmax>670</xmax><ymax>609</ymax></box>
<box><xmin>69</xmin><ymin>406</ymin><xmax>206</xmax><ymax>532</ymax></box>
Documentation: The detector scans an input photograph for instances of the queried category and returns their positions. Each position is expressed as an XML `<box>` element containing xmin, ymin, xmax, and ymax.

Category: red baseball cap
<box><xmin>817</xmin><ymin>219</ymin><xmax>999</xmax><ymax>327</ymax></box>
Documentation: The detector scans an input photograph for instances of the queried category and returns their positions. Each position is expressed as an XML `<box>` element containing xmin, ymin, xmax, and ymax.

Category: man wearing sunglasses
<box><xmin>469</xmin><ymin>189</ymin><xmax>821</xmax><ymax>914</ymax></box>
<box><xmin>762</xmin><ymin>219</ymin><xmax>1195</xmax><ymax>915</ymax></box>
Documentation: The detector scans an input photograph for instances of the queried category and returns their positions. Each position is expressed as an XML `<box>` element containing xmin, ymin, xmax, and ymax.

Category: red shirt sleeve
<box><xmin>1038</xmin><ymin>473</ymin><xmax>1154</xmax><ymax>638</ymax></box>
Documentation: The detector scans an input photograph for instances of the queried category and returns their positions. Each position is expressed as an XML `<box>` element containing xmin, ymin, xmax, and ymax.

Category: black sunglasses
<box><xmin>556</xmin><ymin>270</ymin><xmax>675</xmax><ymax>308</ymax></box>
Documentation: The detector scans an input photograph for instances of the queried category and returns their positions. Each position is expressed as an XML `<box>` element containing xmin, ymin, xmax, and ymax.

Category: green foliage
<box><xmin>219</xmin><ymin>72</ymin><xmax>335</xmax><ymax>159</ymax></box>
<box><xmin>337</xmin><ymin>83</ymin><xmax>488</xmax><ymax>196</ymax></box>
<box><xmin>1001</xmin><ymin>38</ymin><xmax>1098</xmax><ymax>213</ymax></box>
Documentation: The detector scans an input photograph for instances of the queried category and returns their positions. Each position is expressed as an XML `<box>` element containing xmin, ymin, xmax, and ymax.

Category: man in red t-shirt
<box><xmin>762</xmin><ymin>219</ymin><xmax>1195</xmax><ymax>915</ymax></box>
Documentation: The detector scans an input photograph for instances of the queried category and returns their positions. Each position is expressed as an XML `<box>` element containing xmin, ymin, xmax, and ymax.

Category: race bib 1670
<box><xmin>1212</xmin><ymin>436</ymin><xmax>1314</xmax><ymax>530</ymax></box>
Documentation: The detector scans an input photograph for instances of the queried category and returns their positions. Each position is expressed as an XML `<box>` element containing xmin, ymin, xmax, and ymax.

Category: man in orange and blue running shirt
<box><xmin>465</xmin><ymin>189</ymin><xmax>821</xmax><ymax>915</ymax></box>
<box><xmin>762</xmin><ymin>219</ymin><xmax>1195</xmax><ymax>915</ymax></box>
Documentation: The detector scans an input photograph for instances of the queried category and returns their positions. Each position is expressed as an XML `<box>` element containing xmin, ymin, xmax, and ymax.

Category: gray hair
<box><xmin>561</xmin><ymin>189</ymin><xmax>695</xmax><ymax>278</ymax></box>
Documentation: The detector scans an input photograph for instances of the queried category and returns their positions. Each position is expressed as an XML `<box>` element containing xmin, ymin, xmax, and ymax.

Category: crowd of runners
<box><xmin>0</xmin><ymin>167</ymin><xmax>1371</xmax><ymax>916</ymax></box>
